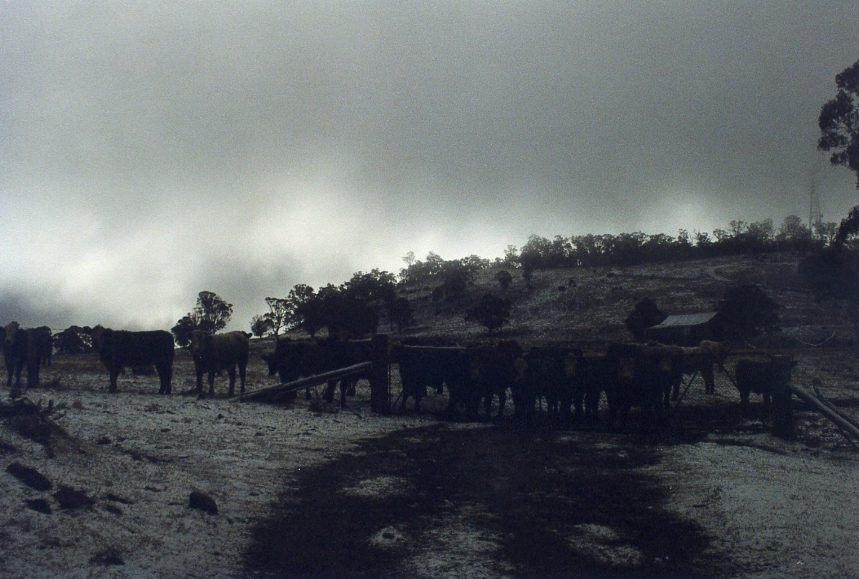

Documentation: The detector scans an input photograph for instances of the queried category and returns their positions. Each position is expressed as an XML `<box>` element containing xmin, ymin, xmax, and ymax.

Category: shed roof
<box><xmin>648</xmin><ymin>312</ymin><xmax>719</xmax><ymax>330</ymax></box>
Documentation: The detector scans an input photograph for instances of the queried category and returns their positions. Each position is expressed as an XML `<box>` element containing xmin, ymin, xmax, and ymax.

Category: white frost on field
<box><xmin>1</xmin><ymin>340</ymin><xmax>858</xmax><ymax>577</ymax></box>
<box><xmin>566</xmin><ymin>524</ymin><xmax>645</xmax><ymax>568</ymax></box>
<box><xmin>405</xmin><ymin>504</ymin><xmax>512</xmax><ymax>578</ymax></box>
<box><xmin>654</xmin><ymin>439</ymin><xmax>859</xmax><ymax>577</ymax></box>
<box><xmin>0</xmin><ymin>372</ymin><xmax>435</xmax><ymax>578</ymax></box>
<box><xmin>339</xmin><ymin>475</ymin><xmax>411</xmax><ymax>498</ymax></box>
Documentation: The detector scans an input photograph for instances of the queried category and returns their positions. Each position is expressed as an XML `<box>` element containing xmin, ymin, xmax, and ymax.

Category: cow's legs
<box><xmin>158</xmin><ymin>363</ymin><xmax>172</xmax><ymax>395</ymax></box>
<box><xmin>323</xmin><ymin>380</ymin><xmax>336</xmax><ymax>403</ymax></box>
<box><xmin>238</xmin><ymin>362</ymin><xmax>247</xmax><ymax>394</ymax></box>
<box><xmin>27</xmin><ymin>358</ymin><xmax>40</xmax><ymax>388</ymax></box>
<box><xmin>109</xmin><ymin>369</ymin><xmax>120</xmax><ymax>393</ymax></box>
<box><xmin>228</xmin><ymin>367</ymin><xmax>237</xmax><ymax>397</ymax></box>
<box><xmin>703</xmin><ymin>366</ymin><xmax>715</xmax><ymax>395</ymax></box>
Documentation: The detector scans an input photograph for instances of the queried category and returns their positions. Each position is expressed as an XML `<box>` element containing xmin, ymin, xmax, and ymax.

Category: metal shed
<box><xmin>644</xmin><ymin>311</ymin><xmax>723</xmax><ymax>346</ymax></box>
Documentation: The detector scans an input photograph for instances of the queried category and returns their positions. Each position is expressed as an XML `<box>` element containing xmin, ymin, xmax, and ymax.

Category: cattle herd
<box><xmin>2</xmin><ymin>321</ymin><xmax>797</xmax><ymax>430</ymax></box>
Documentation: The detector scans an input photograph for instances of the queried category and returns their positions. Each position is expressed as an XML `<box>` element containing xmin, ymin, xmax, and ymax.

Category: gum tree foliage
<box><xmin>624</xmin><ymin>298</ymin><xmax>667</xmax><ymax>341</ymax></box>
<box><xmin>466</xmin><ymin>294</ymin><xmax>512</xmax><ymax>336</ymax></box>
<box><xmin>818</xmin><ymin>58</ymin><xmax>859</xmax><ymax>189</ymax></box>
<box><xmin>250</xmin><ymin>315</ymin><xmax>274</xmax><ymax>338</ymax></box>
<box><xmin>285</xmin><ymin>272</ymin><xmax>395</xmax><ymax>339</ymax></box>
<box><xmin>398</xmin><ymin>252</ymin><xmax>487</xmax><ymax>288</ymax></box>
<box><xmin>263</xmin><ymin>297</ymin><xmax>291</xmax><ymax>337</ymax></box>
<box><xmin>285</xmin><ymin>284</ymin><xmax>318</xmax><ymax>334</ymax></box>
<box><xmin>717</xmin><ymin>284</ymin><xmax>781</xmax><ymax>341</ymax></box>
<box><xmin>171</xmin><ymin>291</ymin><xmax>233</xmax><ymax>347</ymax></box>
<box><xmin>388</xmin><ymin>297</ymin><xmax>415</xmax><ymax>334</ymax></box>
<box><xmin>495</xmin><ymin>269</ymin><xmax>513</xmax><ymax>290</ymax></box>
<box><xmin>799</xmin><ymin>247</ymin><xmax>859</xmax><ymax>303</ymax></box>
<box><xmin>53</xmin><ymin>326</ymin><xmax>93</xmax><ymax>354</ymax></box>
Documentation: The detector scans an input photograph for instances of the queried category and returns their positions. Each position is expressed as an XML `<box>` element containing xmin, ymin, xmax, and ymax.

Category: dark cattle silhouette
<box><xmin>2</xmin><ymin>322</ymin><xmax>52</xmax><ymax>394</ymax></box>
<box><xmin>605</xmin><ymin>342</ymin><xmax>678</xmax><ymax>429</ymax></box>
<box><xmin>734</xmin><ymin>355</ymin><xmax>796</xmax><ymax>411</ymax></box>
<box><xmin>563</xmin><ymin>353</ymin><xmax>614</xmax><ymax>423</ymax></box>
<box><xmin>669</xmin><ymin>340</ymin><xmax>727</xmax><ymax>400</ymax></box>
<box><xmin>34</xmin><ymin>326</ymin><xmax>52</xmax><ymax>367</ymax></box>
<box><xmin>319</xmin><ymin>337</ymin><xmax>373</xmax><ymax>405</ymax></box>
<box><xmin>519</xmin><ymin>347</ymin><xmax>578</xmax><ymax>422</ymax></box>
<box><xmin>263</xmin><ymin>338</ymin><xmax>326</xmax><ymax>400</ymax></box>
<box><xmin>395</xmin><ymin>345</ymin><xmax>469</xmax><ymax>413</ymax></box>
<box><xmin>263</xmin><ymin>337</ymin><xmax>366</xmax><ymax>405</ymax></box>
<box><xmin>90</xmin><ymin>325</ymin><xmax>174</xmax><ymax>394</ymax></box>
<box><xmin>464</xmin><ymin>341</ymin><xmax>524</xmax><ymax>419</ymax></box>
<box><xmin>190</xmin><ymin>330</ymin><xmax>250</xmax><ymax>398</ymax></box>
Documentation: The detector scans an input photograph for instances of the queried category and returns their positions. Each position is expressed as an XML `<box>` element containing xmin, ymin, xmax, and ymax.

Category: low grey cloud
<box><xmin>2</xmin><ymin>1</ymin><xmax>858</xmax><ymax>331</ymax></box>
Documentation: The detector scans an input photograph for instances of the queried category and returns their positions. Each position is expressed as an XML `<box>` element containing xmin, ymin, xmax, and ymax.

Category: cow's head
<box><xmin>769</xmin><ymin>354</ymin><xmax>797</xmax><ymax>385</ymax></box>
<box><xmin>189</xmin><ymin>330</ymin><xmax>210</xmax><ymax>359</ymax></box>
<box><xmin>90</xmin><ymin>325</ymin><xmax>108</xmax><ymax>352</ymax></box>
<box><xmin>4</xmin><ymin>321</ymin><xmax>21</xmax><ymax>347</ymax></box>
<box><xmin>261</xmin><ymin>337</ymin><xmax>290</xmax><ymax>376</ymax></box>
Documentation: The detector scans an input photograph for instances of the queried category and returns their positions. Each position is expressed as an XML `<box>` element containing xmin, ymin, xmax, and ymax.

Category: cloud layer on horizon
<box><xmin>2</xmin><ymin>1</ymin><xmax>858</xmax><ymax>330</ymax></box>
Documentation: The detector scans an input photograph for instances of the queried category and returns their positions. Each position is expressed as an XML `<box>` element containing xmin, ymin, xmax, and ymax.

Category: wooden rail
<box><xmin>233</xmin><ymin>362</ymin><xmax>372</xmax><ymax>403</ymax></box>
<box><xmin>789</xmin><ymin>384</ymin><xmax>859</xmax><ymax>441</ymax></box>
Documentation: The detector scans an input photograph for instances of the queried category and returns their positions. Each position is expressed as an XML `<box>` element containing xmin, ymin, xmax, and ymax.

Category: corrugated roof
<box><xmin>648</xmin><ymin>312</ymin><xmax>719</xmax><ymax>329</ymax></box>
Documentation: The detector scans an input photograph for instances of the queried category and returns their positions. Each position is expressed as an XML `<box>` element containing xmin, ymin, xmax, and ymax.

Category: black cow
<box><xmin>90</xmin><ymin>325</ymin><xmax>174</xmax><ymax>394</ymax></box>
<box><xmin>321</xmin><ymin>337</ymin><xmax>373</xmax><ymax>405</ymax></box>
<box><xmin>263</xmin><ymin>338</ymin><xmax>328</xmax><ymax>400</ymax></box>
<box><xmin>3</xmin><ymin>322</ymin><xmax>52</xmax><ymax>394</ymax></box>
<box><xmin>395</xmin><ymin>345</ymin><xmax>469</xmax><ymax>413</ymax></box>
<box><xmin>519</xmin><ymin>347</ymin><xmax>577</xmax><ymax>422</ymax></box>
<box><xmin>605</xmin><ymin>343</ymin><xmax>677</xmax><ymax>429</ymax></box>
<box><xmin>669</xmin><ymin>340</ymin><xmax>727</xmax><ymax>400</ymax></box>
<box><xmin>464</xmin><ymin>341</ymin><xmax>524</xmax><ymax>420</ymax></box>
<box><xmin>263</xmin><ymin>337</ymin><xmax>365</xmax><ymax>405</ymax></box>
<box><xmin>564</xmin><ymin>353</ymin><xmax>614</xmax><ymax>423</ymax></box>
<box><xmin>190</xmin><ymin>330</ymin><xmax>250</xmax><ymax>398</ymax></box>
<box><xmin>734</xmin><ymin>355</ymin><xmax>796</xmax><ymax>412</ymax></box>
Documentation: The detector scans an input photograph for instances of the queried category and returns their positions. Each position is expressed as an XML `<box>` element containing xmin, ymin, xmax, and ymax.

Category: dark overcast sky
<box><xmin>2</xmin><ymin>1</ymin><xmax>858</xmax><ymax>331</ymax></box>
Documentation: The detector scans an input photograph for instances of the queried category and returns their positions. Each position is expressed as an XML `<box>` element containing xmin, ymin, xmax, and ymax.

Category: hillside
<box><xmin>2</xmin><ymin>252</ymin><xmax>858</xmax><ymax>577</ymax></box>
<box><xmin>392</xmin><ymin>252</ymin><xmax>854</xmax><ymax>348</ymax></box>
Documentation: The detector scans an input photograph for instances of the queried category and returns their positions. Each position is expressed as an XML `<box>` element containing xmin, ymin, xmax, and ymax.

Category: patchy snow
<box><xmin>654</xmin><ymin>439</ymin><xmax>859</xmax><ymax>577</ymax></box>
<box><xmin>1</xmin><ymin>318</ymin><xmax>858</xmax><ymax>576</ymax></box>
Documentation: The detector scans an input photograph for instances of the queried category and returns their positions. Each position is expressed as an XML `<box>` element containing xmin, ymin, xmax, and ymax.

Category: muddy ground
<box><xmin>0</xmin><ymin>347</ymin><xmax>857</xmax><ymax>577</ymax></box>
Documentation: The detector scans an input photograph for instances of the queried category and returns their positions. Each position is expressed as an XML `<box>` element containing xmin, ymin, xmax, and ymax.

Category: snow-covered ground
<box><xmin>1</xmin><ymin>346</ymin><xmax>857</xmax><ymax>577</ymax></box>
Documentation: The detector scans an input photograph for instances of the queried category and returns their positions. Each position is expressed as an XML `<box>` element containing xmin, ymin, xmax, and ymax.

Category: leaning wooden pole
<box><xmin>789</xmin><ymin>384</ymin><xmax>859</xmax><ymax>441</ymax></box>
<box><xmin>233</xmin><ymin>362</ymin><xmax>373</xmax><ymax>403</ymax></box>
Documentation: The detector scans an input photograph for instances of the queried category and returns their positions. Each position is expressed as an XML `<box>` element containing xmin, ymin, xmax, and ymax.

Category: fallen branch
<box><xmin>232</xmin><ymin>362</ymin><xmax>373</xmax><ymax>403</ymax></box>
<box><xmin>789</xmin><ymin>384</ymin><xmax>859</xmax><ymax>441</ymax></box>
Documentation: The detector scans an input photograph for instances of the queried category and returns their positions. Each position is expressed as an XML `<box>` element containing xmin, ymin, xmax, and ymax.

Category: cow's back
<box><xmin>103</xmin><ymin>330</ymin><xmax>174</xmax><ymax>368</ymax></box>
<box><xmin>211</xmin><ymin>331</ymin><xmax>250</xmax><ymax>365</ymax></box>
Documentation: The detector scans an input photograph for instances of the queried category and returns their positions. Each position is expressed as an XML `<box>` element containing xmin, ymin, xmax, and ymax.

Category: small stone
<box><xmin>55</xmin><ymin>485</ymin><xmax>95</xmax><ymax>510</ymax></box>
<box><xmin>189</xmin><ymin>490</ymin><xmax>218</xmax><ymax>514</ymax></box>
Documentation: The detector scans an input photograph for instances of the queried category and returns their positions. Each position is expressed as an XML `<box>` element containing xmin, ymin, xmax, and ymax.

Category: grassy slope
<box><xmin>393</xmin><ymin>252</ymin><xmax>855</xmax><ymax>349</ymax></box>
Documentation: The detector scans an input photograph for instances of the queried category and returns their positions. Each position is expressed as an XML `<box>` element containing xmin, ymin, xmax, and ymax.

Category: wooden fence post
<box><xmin>370</xmin><ymin>334</ymin><xmax>390</xmax><ymax>414</ymax></box>
<box><xmin>772</xmin><ymin>379</ymin><xmax>794</xmax><ymax>439</ymax></box>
